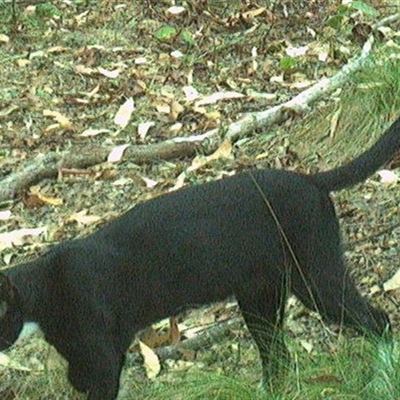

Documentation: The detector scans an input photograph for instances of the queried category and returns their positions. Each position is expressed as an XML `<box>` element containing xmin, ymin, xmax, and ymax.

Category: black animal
<box><xmin>1</xmin><ymin>116</ymin><xmax>400</xmax><ymax>399</ymax></box>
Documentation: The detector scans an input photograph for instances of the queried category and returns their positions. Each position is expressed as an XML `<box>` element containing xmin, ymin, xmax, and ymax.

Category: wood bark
<box><xmin>0</xmin><ymin>141</ymin><xmax>197</xmax><ymax>202</ymax></box>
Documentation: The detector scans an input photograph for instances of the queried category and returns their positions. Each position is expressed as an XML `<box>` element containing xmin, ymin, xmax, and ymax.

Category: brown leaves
<box><xmin>113</xmin><ymin>98</ymin><xmax>135</xmax><ymax>130</ymax></box>
<box><xmin>66</xmin><ymin>210</ymin><xmax>102</xmax><ymax>227</ymax></box>
<box><xmin>25</xmin><ymin>186</ymin><xmax>63</xmax><ymax>207</ymax></box>
<box><xmin>371</xmin><ymin>268</ymin><xmax>400</xmax><ymax>295</ymax></box>
<box><xmin>188</xmin><ymin>139</ymin><xmax>233</xmax><ymax>172</ymax></box>
<box><xmin>42</xmin><ymin>110</ymin><xmax>72</xmax><ymax>132</ymax></box>
<box><xmin>1</xmin><ymin>4</ymin><xmax>399</xmax><ymax>395</ymax></box>
<box><xmin>138</xmin><ymin>341</ymin><xmax>161</xmax><ymax>380</ymax></box>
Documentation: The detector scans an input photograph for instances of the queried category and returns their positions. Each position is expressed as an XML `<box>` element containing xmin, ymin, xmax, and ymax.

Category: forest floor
<box><xmin>1</xmin><ymin>0</ymin><xmax>400</xmax><ymax>399</ymax></box>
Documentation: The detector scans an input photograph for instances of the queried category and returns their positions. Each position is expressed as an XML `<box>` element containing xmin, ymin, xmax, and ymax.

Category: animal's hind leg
<box><xmin>292</xmin><ymin>243</ymin><xmax>390</xmax><ymax>338</ymax></box>
<box><xmin>236</xmin><ymin>276</ymin><xmax>289</xmax><ymax>387</ymax></box>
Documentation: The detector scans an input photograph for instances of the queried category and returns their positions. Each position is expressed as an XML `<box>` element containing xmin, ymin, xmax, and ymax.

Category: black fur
<box><xmin>1</xmin><ymin>116</ymin><xmax>400</xmax><ymax>399</ymax></box>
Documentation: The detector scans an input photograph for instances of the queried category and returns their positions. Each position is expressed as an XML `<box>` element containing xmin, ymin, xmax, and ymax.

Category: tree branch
<box><xmin>0</xmin><ymin>141</ymin><xmax>197</xmax><ymax>202</ymax></box>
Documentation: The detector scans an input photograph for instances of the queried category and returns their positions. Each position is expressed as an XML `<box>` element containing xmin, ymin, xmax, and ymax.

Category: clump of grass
<box><xmin>3</xmin><ymin>328</ymin><xmax>400</xmax><ymax>399</ymax></box>
<box><xmin>362</xmin><ymin>340</ymin><xmax>400</xmax><ymax>399</ymax></box>
<box><xmin>292</xmin><ymin>50</ymin><xmax>400</xmax><ymax>167</ymax></box>
<box><xmin>137</xmin><ymin>371</ymin><xmax>273</xmax><ymax>400</ymax></box>
<box><xmin>136</xmin><ymin>335</ymin><xmax>400</xmax><ymax>400</ymax></box>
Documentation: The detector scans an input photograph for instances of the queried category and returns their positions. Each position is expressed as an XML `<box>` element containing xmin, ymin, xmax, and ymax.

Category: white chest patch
<box><xmin>17</xmin><ymin>322</ymin><xmax>43</xmax><ymax>343</ymax></box>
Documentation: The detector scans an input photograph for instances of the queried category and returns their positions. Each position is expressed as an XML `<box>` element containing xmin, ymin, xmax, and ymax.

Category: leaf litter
<box><xmin>0</xmin><ymin>0</ymin><xmax>399</xmax><ymax>394</ymax></box>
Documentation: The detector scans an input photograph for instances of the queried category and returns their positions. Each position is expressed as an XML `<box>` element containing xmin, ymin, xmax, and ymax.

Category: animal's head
<box><xmin>0</xmin><ymin>273</ymin><xmax>23</xmax><ymax>351</ymax></box>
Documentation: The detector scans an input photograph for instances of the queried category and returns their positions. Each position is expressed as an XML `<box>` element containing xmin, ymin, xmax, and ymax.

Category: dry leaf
<box><xmin>17</xmin><ymin>59</ymin><xmax>31</xmax><ymax>67</ymax></box>
<box><xmin>43</xmin><ymin>110</ymin><xmax>72</xmax><ymax>129</ymax></box>
<box><xmin>138</xmin><ymin>121</ymin><xmax>155</xmax><ymax>140</ymax></box>
<box><xmin>182</xmin><ymin>86</ymin><xmax>199</xmax><ymax>101</ymax></box>
<box><xmin>3</xmin><ymin>253</ymin><xmax>13</xmax><ymax>266</ymax></box>
<box><xmin>135</xmin><ymin>57</ymin><xmax>147</xmax><ymax>64</ymax></box>
<box><xmin>299</xmin><ymin>340</ymin><xmax>313</xmax><ymax>353</ymax></box>
<box><xmin>0</xmin><ymin>210</ymin><xmax>11</xmax><ymax>220</ymax></box>
<box><xmin>357</xmin><ymin>82</ymin><xmax>384</xmax><ymax>90</ymax></box>
<box><xmin>286</xmin><ymin>45</ymin><xmax>308</xmax><ymax>57</ymax></box>
<box><xmin>98</xmin><ymin>67</ymin><xmax>121</xmax><ymax>79</ymax></box>
<box><xmin>29</xmin><ymin>187</ymin><xmax>63</xmax><ymax>206</ymax></box>
<box><xmin>47</xmin><ymin>46</ymin><xmax>69</xmax><ymax>53</ymax></box>
<box><xmin>195</xmin><ymin>91</ymin><xmax>244</xmax><ymax>107</ymax></box>
<box><xmin>44</xmin><ymin>123</ymin><xmax>62</xmax><ymax>133</ymax></box>
<box><xmin>169</xmin><ymin>316</ymin><xmax>180</xmax><ymax>345</ymax></box>
<box><xmin>170</xmin><ymin>101</ymin><xmax>184</xmax><ymax>120</ymax></box>
<box><xmin>371</xmin><ymin>268</ymin><xmax>400</xmax><ymax>294</ymax></box>
<box><xmin>0</xmin><ymin>105</ymin><xmax>18</xmax><ymax>117</ymax></box>
<box><xmin>169</xmin><ymin>122</ymin><xmax>183</xmax><ymax>133</ymax></box>
<box><xmin>169</xmin><ymin>172</ymin><xmax>186</xmax><ymax>191</ymax></box>
<box><xmin>193</xmin><ymin>106</ymin><xmax>207</xmax><ymax>114</ymax></box>
<box><xmin>187</xmin><ymin>69</ymin><xmax>193</xmax><ymax>85</ymax></box>
<box><xmin>242</xmin><ymin>7</ymin><xmax>266</xmax><ymax>19</ymax></box>
<box><xmin>251</xmin><ymin>46</ymin><xmax>258</xmax><ymax>72</ymax></box>
<box><xmin>29</xmin><ymin>50</ymin><xmax>45</xmax><ymax>60</ymax></box>
<box><xmin>377</xmin><ymin>170</ymin><xmax>399</xmax><ymax>184</ymax></box>
<box><xmin>87</xmin><ymin>45</ymin><xmax>105</xmax><ymax>51</ymax></box>
<box><xmin>0</xmin><ymin>34</ymin><xmax>9</xmax><ymax>43</ymax></box>
<box><xmin>112</xmin><ymin>177</ymin><xmax>133</xmax><ymax>186</ymax></box>
<box><xmin>0</xmin><ymin>228</ymin><xmax>46</xmax><ymax>251</ymax></box>
<box><xmin>167</xmin><ymin>6</ymin><xmax>186</xmax><ymax>15</ymax></box>
<box><xmin>114</xmin><ymin>98</ymin><xmax>135</xmax><ymax>129</ymax></box>
<box><xmin>188</xmin><ymin>138</ymin><xmax>233</xmax><ymax>172</ymax></box>
<box><xmin>247</xmin><ymin>90</ymin><xmax>277</xmax><ymax>101</ymax></box>
<box><xmin>108</xmin><ymin>144</ymin><xmax>130</xmax><ymax>163</ymax></box>
<box><xmin>204</xmin><ymin>111</ymin><xmax>221</xmax><ymax>120</ymax></box>
<box><xmin>171</xmin><ymin>50</ymin><xmax>183</xmax><ymax>58</ymax></box>
<box><xmin>74</xmin><ymin>64</ymin><xmax>96</xmax><ymax>76</ymax></box>
<box><xmin>68</xmin><ymin>210</ymin><xmax>101</xmax><ymax>226</ymax></box>
<box><xmin>34</xmin><ymin>194</ymin><xmax>62</xmax><ymax>206</ymax></box>
<box><xmin>156</xmin><ymin>104</ymin><xmax>170</xmax><ymax>114</ymax></box>
<box><xmin>86</xmin><ymin>84</ymin><xmax>100</xmax><ymax>97</ymax></box>
<box><xmin>142</xmin><ymin>177</ymin><xmax>158</xmax><ymax>188</ymax></box>
<box><xmin>75</xmin><ymin>10</ymin><xmax>89</xmax><ymax>25</ymax></box>
<box><xmin>289</xmin><ymin>80</ymin><xmax>315</xmax><ymax>89</ymax></box>
<box><xmin>137</xmin><ymin>330</ymin><xmax>156</xmax><ymax>348</ymax></box>
<box><xmin>306</xmin><ymin>27</ymin><xmax>316</xmax><ymax>38</ymax></box>
<box><xmin>329</xmin><ymin>108</ymin><xmax>342</xmax><ymax>139</ymax></box>
<box><xmin>270</xmin><ymin>75</ymin><xmax>284</xmax><ymax>84</ymax></box>
<box><xmin>138</xmin><ymin>324</ymin><xmax>170</xmax><ymax>348</ymax></box>
<box><xmin>138</xmin><ymin>341</ymin><xmax>161</xmax><ymax>380</ymax></box>
<box><xmin>79</xmin><ymin>128</ymin><xmax>111</xmax><ymax>137</ymax></box>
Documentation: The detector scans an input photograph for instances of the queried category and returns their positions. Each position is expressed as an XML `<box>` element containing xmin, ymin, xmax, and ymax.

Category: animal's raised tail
<box><xmin>312</xmin><ymin>115</ymin><xmax>400</xmax><ymax>192</ymax></box>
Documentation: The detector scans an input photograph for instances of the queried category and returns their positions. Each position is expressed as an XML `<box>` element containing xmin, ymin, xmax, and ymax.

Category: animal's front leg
<box><xmin>66</xmin><ymin>338</ymin><xmax>125</xmax><ymax>400</ymax></box>
<box><xmin>236</xmin><ymin>277</ymin><xmax>289</xmax><ymax>389</ymax></box>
